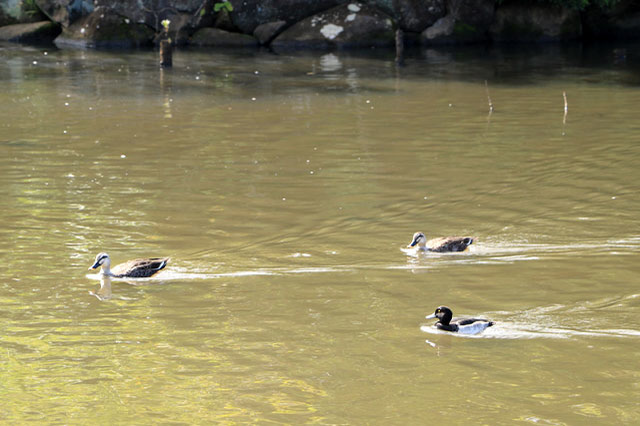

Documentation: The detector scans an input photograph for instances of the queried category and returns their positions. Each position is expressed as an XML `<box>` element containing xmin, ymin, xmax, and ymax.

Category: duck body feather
<box><xmin>89</xmin><ymin>253</ymin><xmax>169</xmax><ymax>278</ymax></box>
<box><xmin>110</xmin><ymin>258</ymin><xmax>169</xmax><ymax>278</ymax></box>
<box><xmin>408</xmin><ymin>232</ymin><xmax>474</xmax><ymax>253</ymax></box>
<box><xmin>425</xmin><ymin>236</ymin><xmax>474</xmax><ymax>252</ymax></box>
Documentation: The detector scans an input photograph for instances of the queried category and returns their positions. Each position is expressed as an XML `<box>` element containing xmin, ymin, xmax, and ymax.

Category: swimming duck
<box><xmin>88</xmin><ymin>252</ymin><xmax>169</xmax><ymax>278</ymax></box>
<box><xmin>426</xmin><ymin>306</ymin><xmax>494</xmax><ymax>334</ymax></box>
<box><xmin>408</xmin><ymin>232</ymin><xmax>473</xmax><ymax>253</ymax></box>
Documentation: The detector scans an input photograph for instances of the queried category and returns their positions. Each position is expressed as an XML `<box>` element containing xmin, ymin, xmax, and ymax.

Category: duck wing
<box><xmin>455</xmin><ymin>318</ymin><xmax>494</xmax><ymax>335</ymax></box>
<box><xmin>111</xmin><ymin>257</ymin><xmax>169</xmax><ymax>278</ymax></box>
<box><xmin>427</xmin><ymin>236</ymin><xmax>473</xmax><ymax>252</ymax></box>
<box><xmin>455</xmin><ymin>317</ymin><xmax>492</xmax><ymax>326</ymax></box>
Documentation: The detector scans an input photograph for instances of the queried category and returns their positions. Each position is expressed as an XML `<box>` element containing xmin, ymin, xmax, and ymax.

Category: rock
<box><xmin>0</xmin><ymin>6</ymin><xmax>16</xmax><ymax>27</ymax></box>
<box><xmin>421</xmin><ymin>0</ymin><xmax>495</xmax><ymax>44</ymax></box>
<box><xmin>489</xmin><ymin>3</ymin><xmax>581</xmax><ymax>42</ymax></box>
<box><xmin>422</xmin><ymin>14</ymin><xmax>455</xmax><ymax>42</ymax></box>
<box><xmin>35</xmin><ymin>0</ymin><xmax>94</xmax><ymax>28</ymax></box>
<box><xmin>583</xmin><ymin>0</ymin><xmax>640</xmax><ymax>40</ymax></box>
<box><xmin>253</xmin><ymin>20</ymin><xmax>287</xmax><ymax>45</ymax></box>
<box><xmin>272</xmin><ymin>3</ymin><xmax>395</xmax><ymax>49</ymax></box>
<box><xmin>366</xmin><ymin>0</ymin><xmax>445</xmax><ymax>33</ymax></box>
<box><xmin>1</xmin><ymin>0</ymin><xmax>49</xmax><ymax>25</ymax></box>
<box><xmin>228</xmin><ymin>0</ymin><xmax>345</xmax><ymax>34</ymax></box>
<box><xmin>191</xmin><ymin>27</ymin><xmax>258</xmax><ymax>47</ymax></box>
<box><xmin>0</xmin><ymin>20</ymin><xmax>61</xmax><ymax>43</ymax></box>
<box><xmin>54</xmin><ymin>7</ymin><xmax>154</xmax><ymax>48</ymax></box>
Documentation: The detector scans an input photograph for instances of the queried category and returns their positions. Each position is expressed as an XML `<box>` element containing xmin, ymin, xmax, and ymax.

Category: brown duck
<box><xmin>408</xmin><ymin>232</ymin><xmax>473</xmax><ymax>253</ymax></box>
<box><xmin>89</xmin><ymin>252</ymin><xmax>169</xmax><ymax>278</ymax></box>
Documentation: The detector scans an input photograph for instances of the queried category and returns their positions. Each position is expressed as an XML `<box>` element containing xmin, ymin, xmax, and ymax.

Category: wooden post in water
<box><xmin>395</xmin><ymin>29</ymin><xmax>404</xmax><ymax>66</ymax></box>
<box><xmin>160</xmin><ymin>39</ymin><xmax>172</xmax><ymax>67</ymax></box>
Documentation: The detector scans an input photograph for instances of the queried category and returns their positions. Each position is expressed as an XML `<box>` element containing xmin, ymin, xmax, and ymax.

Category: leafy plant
<box><xmin>21</xmin><ymin>0</ymin><xmax>41</xmax><ymax>17</ymax></box>
<box><xmin>214</xmin><ymin>1</ymin><xmax>234</xmax><ymax>13</ymax></box>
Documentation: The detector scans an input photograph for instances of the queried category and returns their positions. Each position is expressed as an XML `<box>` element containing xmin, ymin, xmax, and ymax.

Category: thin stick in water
<box><xmin>485</xmin><ymin>80</ymin><xmax>494</xmax><ymax>113</ymax></box>
<box><xmin>395</xmin><ymin>29</ymin><xmax>404</xmax><ymax>66</ymax></box>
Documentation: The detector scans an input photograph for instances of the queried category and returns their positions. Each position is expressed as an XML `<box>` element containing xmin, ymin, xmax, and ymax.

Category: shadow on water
<box><xmin>3</xmin><ymin>41</ymin><xmax>640</xmax><ymax>98</ymax></box>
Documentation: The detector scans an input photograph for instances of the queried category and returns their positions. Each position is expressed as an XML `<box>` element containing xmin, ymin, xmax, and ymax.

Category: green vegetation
<box><xmin>16</xmin><ymin>0</ymin><xmax>43</xmax><ymax>18</ymax></box>
<box><xmin>214</xmin><ymin>1</ymin><xmax>234</xmax><ymax>13</ymax></box>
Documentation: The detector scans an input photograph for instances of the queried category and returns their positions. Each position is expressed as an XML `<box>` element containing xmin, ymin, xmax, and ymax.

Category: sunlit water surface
<box><xmin>1</xmin><ymin>42</ymin><xmax>640</xmax><ymax>424</ymax></box>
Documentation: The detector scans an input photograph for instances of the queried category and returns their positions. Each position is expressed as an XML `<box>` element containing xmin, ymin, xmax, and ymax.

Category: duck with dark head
<box><xmin>426</xmin><ymin>306</ymin><xmax>494</xmax><ymax>334</ymax></box>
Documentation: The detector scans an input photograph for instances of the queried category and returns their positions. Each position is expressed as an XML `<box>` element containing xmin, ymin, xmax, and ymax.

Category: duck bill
<box><xmin>408</xmin><ymin>238</ymin><xmax>419</xmax><ymax>248</ymax></box>
<box><xmin>88</xmin><ymin>261</ymin><xmax>100</xmax><ymax>270</ymax></box>
<box><xmin>425</xmin><ymin>313</ymin><xmax>437</xmax><ymax>319</ymax></box>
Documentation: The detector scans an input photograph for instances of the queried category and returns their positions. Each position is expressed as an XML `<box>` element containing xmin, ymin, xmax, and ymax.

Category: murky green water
<box><xmin>1</xmin><ymin>42</ymin><xmax>640</xmax><ymax>424</ymax></box>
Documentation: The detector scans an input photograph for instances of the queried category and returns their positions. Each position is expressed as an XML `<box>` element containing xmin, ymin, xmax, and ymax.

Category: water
<box><xmin>1</xmin><ymin>42</ymin><xmax>640</xmax><ymax>424</ymax></box>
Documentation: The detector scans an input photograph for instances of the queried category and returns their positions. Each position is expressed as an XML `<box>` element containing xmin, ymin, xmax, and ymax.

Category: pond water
<box><xmin>1</xmin><ymin>42</ymin><xmax>640</xmax><ymax>424</ymax></box>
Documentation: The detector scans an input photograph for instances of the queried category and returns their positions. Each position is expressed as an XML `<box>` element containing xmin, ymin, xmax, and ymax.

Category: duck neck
<box><xmin>100</xmin><ymin>261</ymin><xmax>113</xmax><ymax>276</ymax></box>
<box><xmin>437</xmin><ymin>322</ymin><xmax>459</xmax><ymax>332</ymax></box>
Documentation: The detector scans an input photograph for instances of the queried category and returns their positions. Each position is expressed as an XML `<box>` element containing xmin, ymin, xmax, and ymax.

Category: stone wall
<box><xmin>1</xmin><ymin>0</ymin><xmax>640</xmax><ymax>48</ymax></box>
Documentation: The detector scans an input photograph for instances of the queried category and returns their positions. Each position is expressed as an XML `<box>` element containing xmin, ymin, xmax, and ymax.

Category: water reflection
<box><xmin>319</xmin><ymin>53</ymin><xmax>342</xmax><ymax>72</ymax></box>
<box><xmin>3</xmin><ymin>42</ymin><xmax>640</xmax><ymax>424</ymax></box>
<box><xmin>89</xmin><ymin>276</ymin><xmax>112</xmax><ymax>301</ymax></box>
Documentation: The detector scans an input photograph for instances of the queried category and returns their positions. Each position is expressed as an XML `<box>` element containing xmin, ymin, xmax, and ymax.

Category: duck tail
<box><xmin>487</xmin><ymin>321</ymin><xmax>495</xmax><ymax>327</ymax></box>
<box><xmin>157</xmin><ymin>258</ymin><xmax>169</xmax><ymax>270</ymax></box>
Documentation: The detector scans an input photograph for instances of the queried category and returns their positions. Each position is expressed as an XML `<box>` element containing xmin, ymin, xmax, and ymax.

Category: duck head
<box><xmin>408</xmin><ymin>232</ymin><xmax>427</xmax><ymax>249</ymax></box>
<box><xmin>89</xmin><ymin>252</ymin><xmax>111</xmax><ymax>272</ymax></box>
<box><xmin>426</xmin><ymin>306</ymin><xmax>453</xmax><ymax>325</ymax></box>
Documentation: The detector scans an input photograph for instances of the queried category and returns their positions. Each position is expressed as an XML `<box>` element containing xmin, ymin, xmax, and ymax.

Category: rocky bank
<box><xmin>0</xmin><ymin>0</ymin><xmax>639</xmax><ymax>49</ymax></box>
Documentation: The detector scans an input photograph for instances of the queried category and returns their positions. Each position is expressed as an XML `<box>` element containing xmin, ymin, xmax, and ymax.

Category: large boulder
<box><xmin>0</xmin><ymin>2</ymin><xmax>16</xmax><ymax>26</ymax></box>
<box><xmin>1</xmin><ymin>0</ymin><xmax>49</xmax><ymax>24</ymax></box>
<box><xmin>35</xmin><ymin>0</ymin><xmax>93</xmax><ymax>27</ymax></box>
<box><xmin>228</xmin><ymin>0</ymin><xmax>346</xmax><ymax>34</ymax></box>
<box><xmin>366</xmin><ymin>0</ymin><xmax>445</xmax><ymax>33</ymax></box>
<box><xmin>191</xmin><ymin>27</ymin><xmax>258</xmax><ymax>47</ymax></box>
<box><xmin>35</xmin><ymin>0</ymin><xmax>211</xmax><ymax>43</ymax></box>
<box><xmin>54</xmin><ymin>7</ymin><xmax>154</xmax><ymax>48</ymax></box>
<box><xmin>582</xmin><ymin>0</ymin><xmax>640</xmax><ymax>40</ymax></box>
<box><xmin>0</xmin><ymin>20</ymin><xmax>60</xmax><ymax>42</ymax></box>
<box><xmin>253</xmin><ymin>20</ymin><xmax>287</xmax><ymax>45</ymax></box>
<box><xmin>489</xmin><ymin>2</ymin><xmax>581</xmax><ymax>42</ymax></box>
<box><xmin>271</xmin><ymin>2</ymin><xmax>395</xmax><ymax>48</ymax></box>
<box><xmin>421</xmin><ymin>0</ymin><xmax>495</xmax><ymax>44</ymax></box>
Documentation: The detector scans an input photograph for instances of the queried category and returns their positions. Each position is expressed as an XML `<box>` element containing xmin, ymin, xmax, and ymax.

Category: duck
<box><xmin>408</xmin><ymin>232</ymin><xmax>473</xmax><ymax>253</ymax></box>
<box><xmin>426</xmin><ymin>306</ymin><xmax>494</xmax><ymax>334</ymax></box>
<box><xmin>88</xmin><ymin>252</ymin><xmax>169</xmax><ymax>278</ymax></box>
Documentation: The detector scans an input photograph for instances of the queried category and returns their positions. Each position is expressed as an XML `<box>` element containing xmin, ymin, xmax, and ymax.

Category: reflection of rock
<box><xmin>319</xmin><ymin>53</ymin><xmax>343</xmax><ymax>72</ymax></box>
<box><xmin>489</xmin><ymin>3</ymin><xmax>581</xmax><ymax>42</ymax></box>
<box><xmin>272</xmin><ymin>3</ymin><xmax>395</xmax><ymax>49</ymax></box>
<box><xmin>0</xmin><ymin>21</ymin><xmax>61</xmax><ymax>43</ymax></box>
<box><xmin>54</xmin><ymin>7</ymin><xmax>155</xmax><ymax>49</ymax></box>
<box><xmin>191</xmin><ymin>27</ymin><xmax>258</xmax><ymax>47</ymax></box>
